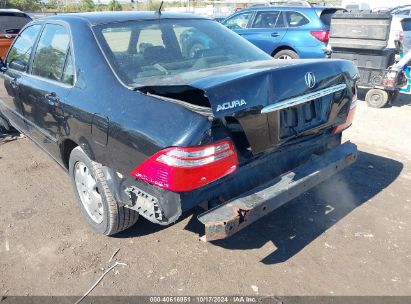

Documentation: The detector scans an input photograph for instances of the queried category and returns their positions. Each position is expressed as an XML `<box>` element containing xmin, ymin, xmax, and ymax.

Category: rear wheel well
<box><xmin>61</xmin><ymin>139</ymin><xmax>78</xmax><ymax>170</ymax></box>
<box><xmin>271</xmin><ymin>46</ymin><xmax>298</xmax><ymax>57</ymax></box>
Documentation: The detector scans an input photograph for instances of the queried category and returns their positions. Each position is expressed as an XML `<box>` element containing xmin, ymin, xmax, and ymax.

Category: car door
<box><xmin>18</xmin><ymin>22</ymin><xmax>74</xmax><ymax>159</ymax></box>
<box><xmin>0</xmin><ymin>24</ymin><xmax>42</xmax><ymax>132</ymax></box>
<box><xmin>222</xmin><ymin>11</ymin><xmax>254</xmax><ymax>37</ymax></box>
<box><xmin>240</xmin><ymin>10</ymin><xmax>287</xmax><ymax>55</ymax></box>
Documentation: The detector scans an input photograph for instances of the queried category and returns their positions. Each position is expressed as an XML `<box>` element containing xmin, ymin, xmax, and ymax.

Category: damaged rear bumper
<box><xmin>197</xmin><ymin>142</ymin><xmax>357</xmax><ymax>241</ymax></box>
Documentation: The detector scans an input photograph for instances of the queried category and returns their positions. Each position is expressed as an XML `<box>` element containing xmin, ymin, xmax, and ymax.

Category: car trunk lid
<box><xmin>138</xmin><ymin>59</ymin><xmax>357</xmax><ymax>154</ymax></box>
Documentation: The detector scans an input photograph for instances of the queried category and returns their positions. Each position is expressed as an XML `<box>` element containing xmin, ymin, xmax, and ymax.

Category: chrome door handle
<box><xmin>271</xmin><ymin>33</ymin><xmax>280</xmax><ymax>37</ymax></box>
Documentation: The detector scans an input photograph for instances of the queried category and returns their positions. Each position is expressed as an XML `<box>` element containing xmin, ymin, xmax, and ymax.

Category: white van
<box><xmin>388</xmin><ymin>15</ymin><xmax>411</xmax><ymax>53</ymax></box>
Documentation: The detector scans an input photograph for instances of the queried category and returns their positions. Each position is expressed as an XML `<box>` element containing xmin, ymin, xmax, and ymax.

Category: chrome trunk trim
<box><xmin>261</xmin><ymin>83</ymin><xmax>347</xmax><ymax>114</ymax></box>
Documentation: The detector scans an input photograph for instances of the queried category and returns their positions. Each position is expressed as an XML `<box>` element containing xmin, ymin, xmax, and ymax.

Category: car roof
<box><xmin>43</xmin><ymin>11</ymin><xmax>208</xmax><ymax>26</ymax></box>
<box><xmin>239</xmin><ymin>6</ymin><xmax>340</xmax><ymax>13</ymax></box>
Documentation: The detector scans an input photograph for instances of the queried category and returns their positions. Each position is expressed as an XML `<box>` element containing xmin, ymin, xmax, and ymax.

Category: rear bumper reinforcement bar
<box><xmin>197</xmin><ymin>142</ymin><xmax>357</xmax><ymax>241</ymax></box>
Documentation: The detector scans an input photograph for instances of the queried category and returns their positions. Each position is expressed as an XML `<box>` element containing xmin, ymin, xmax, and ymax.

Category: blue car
<box><xmin>222</xmin><ymin>6</ymin><xmax>343</xmax><ymax>59</ymax></box>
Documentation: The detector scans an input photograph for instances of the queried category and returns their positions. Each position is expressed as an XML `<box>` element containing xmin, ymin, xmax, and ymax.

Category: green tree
<box><xmin>108</xmin><ymin>0</ymin><xmax>122</xmax><ymax>11</ymax></box>
<box><xmin>79</xmin><ymin>0</ymin><xmax>94</xmax><ymax>12</ymax></box>
<box><xmin>45</xmin><ymin>0</ymin><xmax>58</xmax><ymax>10</ymax></box>
<box><xmin>8</xmin><ymin>0</ymin><xmax>40</xmax><ymax>11</ymax></box>
<box><xmin>65</xmin><ymin>3</ymin><xmax>80</xmax><ymax>12</ymax></box>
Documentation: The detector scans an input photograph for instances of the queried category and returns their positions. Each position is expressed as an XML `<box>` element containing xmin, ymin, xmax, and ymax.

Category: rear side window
<box><xmin>252</xmin><ymin>11</ymin><xmax>283</xmax><ymax>28</ymax></box>
<box><xmin>223</xmin><ymin>12</ymin><xmax>252</xmax><ymax>29</ymax></box>
<box><xmin>285</xmin><ymin>11</ymin><xmax>310</xmax><ymax>27</ymax></box>
<box><xmin>7</xmin><ymin>24</ymin><xmax>42</xmax><ymax>70</ymax></box>
<box><xmin>31</xmin><ymin>24</ymin><xmax>71</xmax><ymax>83</ymax></box>
<box><xmin>0</xmin><ymin>12</ymin><xmax>31</xmax><ymax>34</ymax></box>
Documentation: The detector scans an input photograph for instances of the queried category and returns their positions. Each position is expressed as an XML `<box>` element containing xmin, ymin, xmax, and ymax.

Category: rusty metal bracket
<box><xmin>197</xmin><ymin>142</ymin><xmax>357</xmax><ymax>241</ymax></box>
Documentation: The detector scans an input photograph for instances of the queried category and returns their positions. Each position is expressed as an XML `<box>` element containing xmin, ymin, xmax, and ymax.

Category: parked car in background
<box><xmin>0</xmin><ymin>9</ymin><xmax>32</xmax><ymax>59</ymax></box>
<box><xmin>0</xmin><ymin>12</ymin><xmax>358</xmax><ymax>239</ymax></box>
<box><xmin>221</xmin><ymin>6</ymin><xmax>344</xmax><ymax>59</ymax></box>
<box><xmin>388</xmin><ymin>15</ymin><xmax>411</xmax><ymax>53</ymax></box>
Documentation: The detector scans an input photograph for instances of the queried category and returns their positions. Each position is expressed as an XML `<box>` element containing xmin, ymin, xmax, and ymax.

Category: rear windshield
<box><xmin>0</xmin><ymin>12</ymin><xmax>31</xmax><ymax>34</ymax></box>
<box><xmin>93</xmin><ymin>19</ymin><xmax>270</xmax><ymax>87</ymax></box>
<box><xmin>320</xmin><ymin>9</ymin><xmax>343</xmax><ymax>26</ymax></box>
<box><xmin>401</xmin><ymin>19</ymin><xmax>411</xmax><ymax>31</ymax></box>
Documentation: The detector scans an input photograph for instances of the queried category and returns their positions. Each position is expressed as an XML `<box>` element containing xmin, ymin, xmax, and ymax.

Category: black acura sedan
<box><xmin>0</xmin><ymin>12</ymin><xmax>358</xmax><ymax>240</ymax></box>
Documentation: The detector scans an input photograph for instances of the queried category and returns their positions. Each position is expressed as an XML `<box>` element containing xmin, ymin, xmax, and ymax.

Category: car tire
<box><xmin>365</xmin><ymin>89</ymin><xmax>388</xmax><ymax>108</ymax></box>
<box><xmin>0</xmin><ymin>113</ymin><xmax>12</xmax><ymax>131</ymax></box>
<box><xmin>69</xmin><ymin>146</ymin><xmax>138</xmax><ymax>235</ymax></box>
<box><xmin>273</xmin><ymin>49</ymin><xmax>299</xmax><ymax>59</ymax></box>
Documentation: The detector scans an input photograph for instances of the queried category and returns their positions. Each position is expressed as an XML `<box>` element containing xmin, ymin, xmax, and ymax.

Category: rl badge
<box><xmin>216</xmin><ymin>99</ymin><xmax>247</xmax><ymax>112</ymax></box>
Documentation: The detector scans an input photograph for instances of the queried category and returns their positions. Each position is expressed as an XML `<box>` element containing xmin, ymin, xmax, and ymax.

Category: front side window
<box><xmin>93</xmin><ymin>19</ymin><xmax>270</xmax><ymax>87</ymax></box>
<box><xmin>285</xmin><ymin>11</ymin><xmax>310</xmax><ymax>27</ymax></box>
<box><xmin>252</xmin><ymin>11</ymin><xmax>282</xmax><ymax>28</ymax></box>
<box><xmin>6</xmin><ymin>24</ymin><xmax>42</xmax><ymax>71</ymax></box>
<box><xmin>31</xmin><ymin>24</ymin><xmax>71</xmax><ymax>82</ymax></box>
<box><xmin>223</xmin><ymin>12</ymin><xmax>253</xmax><ymax>29</ymax></box>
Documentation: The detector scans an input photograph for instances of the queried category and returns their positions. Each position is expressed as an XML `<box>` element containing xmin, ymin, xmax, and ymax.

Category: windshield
<box><xmin>93</xmin><ymin>19</ymin><xmax>270</xmax><ymax>87</ymax></box>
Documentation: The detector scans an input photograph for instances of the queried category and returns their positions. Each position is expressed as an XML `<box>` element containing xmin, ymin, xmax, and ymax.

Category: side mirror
<box><xmin>8</xmin><ymin>60</ymin><xmax>26</xmax><ymax>72</ymax></box>
<box><xmin>0</xmin><ymin>58</ymin><xmax>6</xmax><ymax>72</ymax></box>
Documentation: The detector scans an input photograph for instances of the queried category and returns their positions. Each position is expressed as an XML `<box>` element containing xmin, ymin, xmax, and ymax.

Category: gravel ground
<box><xmin>0</xmin><ymin>95</ymin><xmax>410</xmax><ymax>296</ymax></box>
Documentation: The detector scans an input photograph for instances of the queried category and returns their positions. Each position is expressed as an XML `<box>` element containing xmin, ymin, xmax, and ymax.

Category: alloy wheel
<box><xmin>74</xmin><ymin>161</ymin><xmax>104</xmax><ymax>224</ymax></box>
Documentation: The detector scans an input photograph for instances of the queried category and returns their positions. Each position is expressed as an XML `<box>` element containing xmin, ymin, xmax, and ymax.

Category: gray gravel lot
<box><xmin>0</xmin><ymin>94</ymin><xmax>410</xmax><ymax>296</ymax></box>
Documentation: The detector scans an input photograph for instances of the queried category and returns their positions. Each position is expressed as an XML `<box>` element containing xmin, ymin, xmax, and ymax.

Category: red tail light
<box><xmin>310</xmin><ymin>30</ymin><xmax>329</xmax><ymax>43</ymax></box>
<box><xmin>333</xmin><ymin>93</ymin><xmax>357</xmax><ymax>134</ymax></box>
<box><xmin>382</xmin><ymin>69</ymin><xmax>401</xmax><ymax>89</ymax></box>
<box><xmin>130</xmin><ymin>140</ymin><xmax>238</xmax><ymax>192</ymax></box>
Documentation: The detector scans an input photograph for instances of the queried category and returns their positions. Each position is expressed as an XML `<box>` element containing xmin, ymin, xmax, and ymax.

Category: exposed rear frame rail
<box><xmin>197</xmin><ymin>142</ymin><xmax>357</xmax><ymax>241</ymax></box>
